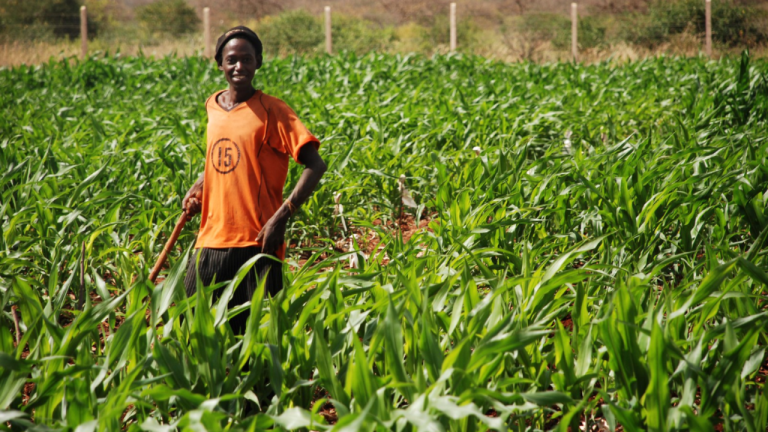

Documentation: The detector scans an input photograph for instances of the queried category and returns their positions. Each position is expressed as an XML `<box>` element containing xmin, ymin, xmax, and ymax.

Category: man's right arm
<box><xmin>182</xmin><ymin>174</ymin><xmax>204</xmax><ymax>218</ymax></box>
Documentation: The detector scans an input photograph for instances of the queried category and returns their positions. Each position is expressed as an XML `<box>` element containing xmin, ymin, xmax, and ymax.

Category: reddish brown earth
<box><xmin>289</xmin><ymin>212</ymin><xmax>435</xmax><ymax>271</ymax></box>
<box><xmin>560</xmin><ymin>313</ymin><xmax>574</xmax><ymax>331</ymax></box>
<box><xmin>312</xmin><ymin>387</ymin><xmax>338</xmax><ymax>425</ymax></box>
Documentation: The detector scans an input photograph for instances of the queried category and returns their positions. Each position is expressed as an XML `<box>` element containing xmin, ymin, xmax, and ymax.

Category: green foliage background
<box><xmin>1</xmin><ymin>52</ymin><xmax>768</xmax><ymax>430</ymax></box>
<box><xmin>2</xmin><ymin>0</ymin><xmax>766</xmax><ymax>56</ymax></box>
<box><xmin>256</xmin><ymin>9</ymin><xmax>395</xmax><ymax>57</ymax></box>
<box><xmin>509</xmin><ymin>13</ymin><xmax>608</xmax><ymax>50</ymax></box>
<box><xmin>136</xmin><ymin>0</ymin><xmax>199</xmax><ymax>37</ymax></box>
<box><xmin>0</xmin><ymin>0</ymin><xmax>87</xmax><ymax>40</ymax></box>
<box><xmin>622</xmin><ymin>0</ymin><xmax>768</xmax><ymax>48</ymax></box>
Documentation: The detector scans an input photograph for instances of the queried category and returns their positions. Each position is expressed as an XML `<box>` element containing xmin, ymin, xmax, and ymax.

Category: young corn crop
<box><xmin>1</xmin><ymin>52</ymin><xmax>768</xmax><ymax>431</ymax></box>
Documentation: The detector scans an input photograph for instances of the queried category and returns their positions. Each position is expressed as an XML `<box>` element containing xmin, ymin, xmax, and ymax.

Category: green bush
<box><xmin>707</xmin><ymin>1</ymin><xmax>766</xmax><ymax>46</ymax></box>
<box><xmin>513</xmin><ymin>13</ymin><xmax>607</xmax><ymax>51</ymax></box>
<box><xmin>257</xmin><ymin>9</ymin><xmax>394</xmax><ymax>57</ymax></box>
<box><xmin>0</xmin><ymin>0</ymin><xmax>97</xmax><ymax>40</ymax></box>
<box><xmin>621</xmin><ymin>0</ymin><xmax>768</xmax><ymax>47</ymax></box>
<box><xmin>555</xmin><ymin>15</ymin><xmax>607</xmax><ymax>50</ymax></box>
<box><xmin>136</xmin><ymin>0</ymin><xmax>199</xmax><ymax>37</ymax></box>
<box><xmin>257</xmin><ymin>9</ymin><xmax>323</xmax><ymax>57</ymax></box>
<box><xmin>513</xmin><ymin>13</ymin><xmax>568</xmax><ymax>46</ymax></box>
<box><xmin>421</xmin><ymin>13</ymin><xmax>479</xmax><ymax>52</ymax></box>
<box><xmin>332</xmin><ymin>14</ymin><xmax>395</xmax><ymax>55</ymax></box>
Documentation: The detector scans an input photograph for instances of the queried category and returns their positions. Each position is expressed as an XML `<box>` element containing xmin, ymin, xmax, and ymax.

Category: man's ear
<box><xmin>256</xmin><ymin>57</ymin><xmax>263</xmax><ymax>70</ymax></box>
<box><xmin>218</xmin><ymin>62</ymin><xmax>224</xmax><ymax>71</ymax></box>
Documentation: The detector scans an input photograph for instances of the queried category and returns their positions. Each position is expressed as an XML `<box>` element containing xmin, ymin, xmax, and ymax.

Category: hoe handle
<box><xmin>149</xmin><ymin>211</ymin><xmax>189</xmax><ymax>283</ymax></box>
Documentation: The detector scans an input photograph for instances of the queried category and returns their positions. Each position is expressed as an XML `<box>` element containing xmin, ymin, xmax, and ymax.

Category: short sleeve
<box><xmin>267</xmin><ymin>100</ymin><xmax>320</xmax><ymax>164</ymax></box>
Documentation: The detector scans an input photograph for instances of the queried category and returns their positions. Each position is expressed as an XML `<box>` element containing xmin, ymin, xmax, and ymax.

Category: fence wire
<box><xmin>0</xmin><ymin>3</ymin><xmax>764</xmax><ymax>67</ymax></box>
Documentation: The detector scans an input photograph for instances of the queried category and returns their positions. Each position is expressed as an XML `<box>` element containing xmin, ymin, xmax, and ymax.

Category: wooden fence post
<box><xmin>705</xmin><ymin>0</ymin><xmax>712</xmax><ymax>57</ymax></box>
<box><xmin>203</xmin><ymin>7</ymin><xmax>211</xmax><ymax>58</ymax></box>
<box><xmin>80</xmin><ymin>6</ymin><xmax>87</xmax><ymax>60</ymax></box>
<box><xmin>325</xmin><ymin>6</ymin><xmax>332</xmax><ymax>55</ymax></box>
<box><xmin>571</xmin><ymin>3</ymin><xmax>578</xmax><ymax>62</ymax></box>
<box><xmin>450</xmin><ymin>2</ymin><xmax>457</xmax><ymax>52</ymax></box>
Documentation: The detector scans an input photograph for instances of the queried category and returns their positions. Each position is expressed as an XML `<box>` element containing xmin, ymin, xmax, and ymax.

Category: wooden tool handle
<box><xmin>149</xmin><ymin>211</ymin><xmax>189</xmax><ymax>283</ymax></box>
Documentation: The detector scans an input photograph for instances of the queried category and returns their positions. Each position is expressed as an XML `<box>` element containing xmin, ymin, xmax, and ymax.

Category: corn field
<box><xmin>1</xmin><ymin>52</ymin><xmax>768</xmax><ymax>431</ymax></box>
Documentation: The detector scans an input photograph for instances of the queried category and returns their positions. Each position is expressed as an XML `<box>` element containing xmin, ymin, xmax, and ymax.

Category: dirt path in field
<box><xmin>289</xmin><ymin>212</ymin><xmax>435</xmax><ymax>271</ymax></box>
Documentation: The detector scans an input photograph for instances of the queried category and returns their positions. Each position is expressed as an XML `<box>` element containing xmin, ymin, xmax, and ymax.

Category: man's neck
<box><xmin>228</xmin><ymin>86</ymin><xmax>256</xmax><ymax>103</ymax></box>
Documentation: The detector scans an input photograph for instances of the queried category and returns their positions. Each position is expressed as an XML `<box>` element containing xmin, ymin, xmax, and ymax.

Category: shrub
<box><xmin>257</xmin><ymin>9</ymin><xmax>323</xmax><ymax>57</ymax></box>
<box><xmin>511</xmin><ymin>13</ymin><xmax>607</xmax><ymax>51</ymax></box>
<box><xmin>0</xmin><ymin>0</ymin><xmax>90</xmax><ymax>40</ymax></box>
<box><xmin>513</xmin><ymin>13</ymin><xmax>568</xmax><ymax>47</ymax></box>
<box><xmin>257</xmin><ymin>9</ymin><xmax>394</xmax><ymax>57</ymax></box>
<box><xmin>621</xmin><ymin>0</ymin><xmax>768</xmax><ymax>48</ymax></box>
<box><xmin>554</xmin><ymin>15</ymin><xmax>607</xmax><ymax>50</ymax></box>
<box><xmin>707</xmin><ymin>1</ymin><xmax>767</xmax><ymax>46</ymax></box>
<box><xmin>420</xmin><ymin>12</ymin><xmax>480</xmax><ymax>53</ymax></box>
<box><xmin>332</xmin><ymin>14</ymin><xmax>395</xmax><ymax>55</ymax></box>
<box><xmin>136</xmin><ymin>0</ymin><xmax>199</xmax><ymax>37</ymax></box>
<box><xmin>392</xmin><ymin>22</ymin><xmax>432</xmax><ymax>53</ymax></box>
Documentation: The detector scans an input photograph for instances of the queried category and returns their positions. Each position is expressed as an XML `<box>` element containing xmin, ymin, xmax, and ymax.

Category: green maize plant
<box><xmin>1</xmin><ymin>51</ymin><xmax>767</xmax><ymax>431</ymax></box>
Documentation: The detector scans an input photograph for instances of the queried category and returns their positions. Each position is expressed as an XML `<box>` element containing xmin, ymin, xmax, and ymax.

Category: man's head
<box><xmin>215</xmin><ymin>26</ymin><xmax>263</xmax><ymax>89</ymax></box>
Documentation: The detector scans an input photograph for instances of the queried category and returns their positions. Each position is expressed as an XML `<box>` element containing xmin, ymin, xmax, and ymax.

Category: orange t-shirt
<box><xmin>195</xmin><ymin>90</ymin><xmax>320</xmax><ymax>259</ymax></box>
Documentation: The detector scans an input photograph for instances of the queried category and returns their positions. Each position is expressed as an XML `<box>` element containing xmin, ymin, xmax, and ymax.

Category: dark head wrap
<box><xmin>215</xmin><ymin>26</ymin><xmax>263</xmax><ymax>66</ymax></box>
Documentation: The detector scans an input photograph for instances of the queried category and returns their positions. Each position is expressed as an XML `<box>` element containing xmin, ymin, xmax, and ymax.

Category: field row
<box><xmin>1</xmin><ymin>52</ymin><xmax>767</xmax><ymax>430</ymax></box>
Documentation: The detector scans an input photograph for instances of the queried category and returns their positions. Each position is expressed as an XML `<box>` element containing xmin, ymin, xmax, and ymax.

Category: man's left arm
<box><xmin>256</xmin><ymin>144</ymin><xmax>327</xmax><ymax>254</ymax></box>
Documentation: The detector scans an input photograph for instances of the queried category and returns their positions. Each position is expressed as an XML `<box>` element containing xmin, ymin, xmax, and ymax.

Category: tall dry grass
<box><xmin>0</xmin><ymin>36</ymin><xmax>203</xmax><ymax>68</ymax></box>
<box><xmin>2</xmin><ymin>28</ymin><xmax>766</xmax><ymax>68</ymax></box>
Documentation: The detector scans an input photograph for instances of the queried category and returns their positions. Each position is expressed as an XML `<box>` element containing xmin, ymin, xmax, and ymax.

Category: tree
<box><xmin>0</xmin><ymin>0</ymin><xmax>82</xmax><ymax>39</ymax></box>
<box><xmin>136</xmin><ymin>0</ymin><xmax>200</xmax><ymax>36</ymax></box>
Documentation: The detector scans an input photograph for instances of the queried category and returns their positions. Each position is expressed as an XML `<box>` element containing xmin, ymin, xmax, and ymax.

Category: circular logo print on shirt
<box><xmin>210</xmin><ymin>138</ymin><xmax>241</xmax><ymax>174</ymax></box>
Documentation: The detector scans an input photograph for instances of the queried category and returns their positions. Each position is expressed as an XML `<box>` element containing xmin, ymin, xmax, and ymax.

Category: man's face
<box><xmin>218</xmin><ymin>38</ymin><xmax>261</xmax><ymax>89</ymax></box>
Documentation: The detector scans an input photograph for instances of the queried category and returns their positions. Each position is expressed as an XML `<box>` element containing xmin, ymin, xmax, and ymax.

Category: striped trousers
<box><xmin>183</xmin><ymin>246</ymin><xmax>283</xmax><ymax>335</ymax></box>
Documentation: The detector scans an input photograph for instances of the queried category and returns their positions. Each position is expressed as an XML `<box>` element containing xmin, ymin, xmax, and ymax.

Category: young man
<box><xmin>182</xmin><ymin>26</ymin><xmax>326</xmax><ymax>334</ymax></box>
